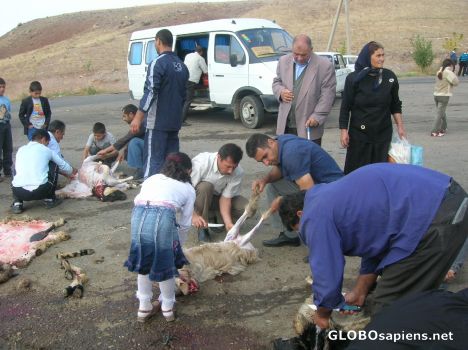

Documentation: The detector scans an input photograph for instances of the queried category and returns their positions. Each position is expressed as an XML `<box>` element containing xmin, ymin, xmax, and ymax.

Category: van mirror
<box><xmin>230</xmin><ymin>54</ymin><xmax>238</xmax><ymax>67</ymax></box>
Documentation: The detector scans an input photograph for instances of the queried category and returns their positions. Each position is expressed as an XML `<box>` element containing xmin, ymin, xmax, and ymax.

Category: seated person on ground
<box><xmin>83</xmin><ymin>122</ymin><xmax>118</xmax><ymax>166</ymax></box>
<box><xmin>11</xmin><ymin>129</ymin><xmax>77</xmax><ymax>213</ymax></box>
<box><xmin>190</xmin><ymin>143</ymin><xmax>248</xmax><ymax>242</ymax></box>
<box><xmin>97</xmin><ymin>104</ymin><xmax>145</xmax><ymax>179</ymax></box>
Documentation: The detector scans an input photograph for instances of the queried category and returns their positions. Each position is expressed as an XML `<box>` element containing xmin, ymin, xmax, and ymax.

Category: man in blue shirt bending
<box><xmin>246</xmin><ymin>133</ymin><xmax>343</xmax><ymax>247</ymax></box>
<box><xmin>278</xmin><ymin>163</ymin><xmax>468</xmax><ymax>329</ymax></box>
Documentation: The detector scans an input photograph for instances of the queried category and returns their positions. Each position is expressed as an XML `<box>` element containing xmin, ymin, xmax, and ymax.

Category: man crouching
<box><xmin>278</xmin><ymin>163</ymin><xmax>468</xmax><ymax>329</ymax></box>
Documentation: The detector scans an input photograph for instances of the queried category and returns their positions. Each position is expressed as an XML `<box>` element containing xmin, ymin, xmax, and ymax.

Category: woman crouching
<box><xmin>124</xmin><ymin>152</ymin><xmax>201</xmax><ymax>322</ymax></box>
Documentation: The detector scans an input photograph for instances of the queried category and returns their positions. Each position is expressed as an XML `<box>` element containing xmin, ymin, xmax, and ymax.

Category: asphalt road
<box><xmin>1</xmin><ymin>76</ymin><xmax>467</xmax><ymax>349</ymax></box>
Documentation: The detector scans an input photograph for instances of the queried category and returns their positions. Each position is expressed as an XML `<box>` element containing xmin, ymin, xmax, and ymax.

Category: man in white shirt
<box><xmin>11</xmin><ymin>129</ymin><xmax>77</xmax><ymax>213</ymax></box>
<box><xmin>191</xmin><ymin>143</ymin><xmax>248</xmax><ymax>242</ymax></box>
<box><xmin>182</xmin><ymin>45</ymin><xmax>208</xmax><ymax>126</ymax></box>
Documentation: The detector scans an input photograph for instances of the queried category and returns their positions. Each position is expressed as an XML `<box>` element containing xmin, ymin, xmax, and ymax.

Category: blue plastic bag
<box><xmin>411</xmin><ymin>145</ymin><xmax>424</xmax><ymax>166</ymax></box>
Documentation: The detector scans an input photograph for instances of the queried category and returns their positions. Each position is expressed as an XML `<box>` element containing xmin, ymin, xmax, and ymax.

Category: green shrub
<box><xmin>410</xmin><ymin>35</ymin><xmax>435</xmax><ymax>73</ymax></box>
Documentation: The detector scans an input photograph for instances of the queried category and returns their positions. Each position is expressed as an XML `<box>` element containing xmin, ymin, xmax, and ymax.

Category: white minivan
<box><xmin>315</xmin><ymin>52</ymin><xmax>352</xmax><ymax>94</ymax></box>
<box><xmin>127</xmin><ymin>18</ymin><xmax>293</xmax><ymax>128</ymax></box>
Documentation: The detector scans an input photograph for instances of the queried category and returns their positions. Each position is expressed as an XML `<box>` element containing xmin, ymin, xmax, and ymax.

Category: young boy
<box><xmin>0</xmin><ymin>77</ymin><xmax>13</xmax><ymax>182</ymax></box>
<box><xmin>19</xmin><ymin>81</ymin><xmax>52</xmax><ymax>140</ymax></box>
<box><xmin>83</xmin><ymin>122</ymin><xmax>118</xmax><ymax>166</ymax></box>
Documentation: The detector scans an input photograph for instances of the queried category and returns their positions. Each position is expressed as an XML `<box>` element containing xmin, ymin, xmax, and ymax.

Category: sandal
<box><xmin>162</xmin><ymin>308</ymin><xmax>176</xmax><ymax>322</ymax></box>
<box><xmin>137</xmin><ymin>300</ymin><xmax>161</xmax><ymax>323</ymax></box>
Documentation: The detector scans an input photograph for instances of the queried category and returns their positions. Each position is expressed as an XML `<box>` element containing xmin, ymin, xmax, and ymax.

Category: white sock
<box><xmin>158</xmin><ymin>278</ymin><xmax>175</xmax><ymax>311</ymax></box>
<box><xmin>136</xmin><ymin>274</ymin><xmax>153</xmax><ymax>311</ymax></box>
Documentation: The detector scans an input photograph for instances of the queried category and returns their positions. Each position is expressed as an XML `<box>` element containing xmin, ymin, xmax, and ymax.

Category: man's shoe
<box><xmin>44</xmin><ymin>198</ymin><xmax>63</xmax><ymax>209</ymax></box>
<box><xmin>263</xmin><ymin>232</ymin><xmax>301</xmax><ymax>247</ymax></box>
<box><xmin>198</xmin><ymin>228</ymin><xmax>211</xmax><ymax>242</ymax></box>
<box><xmin>11</xmin><ymin>202</ymin><xmax>24</xmax><ymax>214</ymax></box>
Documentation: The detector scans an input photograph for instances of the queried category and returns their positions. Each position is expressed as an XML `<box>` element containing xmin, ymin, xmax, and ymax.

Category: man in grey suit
<box><xmin>273</xmin><ymin>34</ymin><xmax>336</xmax><ymax>145</ymax></box>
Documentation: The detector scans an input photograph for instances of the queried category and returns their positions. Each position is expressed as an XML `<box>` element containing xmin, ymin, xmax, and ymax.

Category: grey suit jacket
<box><xmin>272</xmin><ymin>52</ymin><xmax>336</xmax><ymax>140</ymax></box>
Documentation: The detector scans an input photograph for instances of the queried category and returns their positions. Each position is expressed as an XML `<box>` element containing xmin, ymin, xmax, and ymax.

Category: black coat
<box><xmin>18</xmin><ymin>96</ymin><xmax>51</xmax><ymax>135</ymax></box>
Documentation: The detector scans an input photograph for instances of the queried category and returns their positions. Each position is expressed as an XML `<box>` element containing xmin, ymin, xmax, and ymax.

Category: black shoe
<box><xmin>263</xmin><ymin>232</ymin><xmax>301</xmax><ymax>247</ymax></box>
<box><xmin>198</xmin><ymin>228</ymin><xmax>211</xmax><ymax>242</ymax></box>
<box><xmin>44</xmin><ymin>198</ymin><xmax>63</xmax><ymax>209</ymax></box>
<box><xmin>11</xmin><ymin>202</ymin><xmax>24</xmax><ymax>214</ymax></box>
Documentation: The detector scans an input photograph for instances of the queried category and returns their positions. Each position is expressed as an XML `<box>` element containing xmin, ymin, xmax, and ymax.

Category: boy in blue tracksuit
<box><xmin>130</xmin><ymin>29</ymin><xmax>189</xmax><ymax>178</ymax></box>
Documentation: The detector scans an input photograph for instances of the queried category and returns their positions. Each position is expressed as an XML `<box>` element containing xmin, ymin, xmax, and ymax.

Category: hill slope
<box><xmin>0</xmin><ymin>0</ymin><xmax>466</xmax><ymax>99</ymax></box>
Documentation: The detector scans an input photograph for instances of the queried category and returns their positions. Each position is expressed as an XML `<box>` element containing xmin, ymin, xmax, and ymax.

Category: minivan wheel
<box><xmin>239</xmin><ymin>95</ymin><xmax>265</xmax><ymax>129</ymax></box>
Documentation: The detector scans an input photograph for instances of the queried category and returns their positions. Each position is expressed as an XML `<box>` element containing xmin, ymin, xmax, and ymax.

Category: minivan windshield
<box><xmin>237</xmin><ymin>28</ymin><xmax>292</xmax><ymax>61</ymax></box>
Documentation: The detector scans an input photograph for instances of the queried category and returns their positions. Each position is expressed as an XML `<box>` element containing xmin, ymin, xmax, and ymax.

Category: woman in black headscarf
<box><xmin>339</xmin><ymin>41</ymin><xmax>406</xmax><ymax>174</ymax></box>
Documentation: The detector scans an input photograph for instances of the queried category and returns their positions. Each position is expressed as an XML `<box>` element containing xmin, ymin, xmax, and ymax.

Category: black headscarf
<box><xmin>354</xmin><ymin>41</ymin><xmax>383</xmax><ymax>91</ymax></box>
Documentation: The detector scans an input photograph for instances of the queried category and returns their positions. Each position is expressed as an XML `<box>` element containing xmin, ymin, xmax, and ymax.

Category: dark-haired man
<box><xmin>182</xmin><ymin>45</ymin><xmax>208</xmax><ymax>125</ymax></box>
<box><xmin>11</xmin><ymin>129</ymin><xmax>77</xmax><ymax>213</ymax></box>
<box><xmin>278</xmin><ymin>163</ymin><xmax>468</xmax><ymax>330</ymax></box>
<box><xmin>191</xmin><ymin>143</ymin><xmax>247</xmax><ymax>242</ymax></box>
<box><xmin>246</xmin><ymin>133</ymin><xmax>343</xmax><ymax>247</ymax></box>
<box><xmin>130</xmin><ymin>29</ymin><xmax>189</xmax><ymax>178</ymax></box>
<box><xmin>98</xmin><ymin>104</ymin><xmax>145</xmax><ymax>178</ymax></box>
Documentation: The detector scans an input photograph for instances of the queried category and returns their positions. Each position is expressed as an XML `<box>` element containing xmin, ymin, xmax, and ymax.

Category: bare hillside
<box><xmin>0</xmin><ymin>0</ymin><xmax>466</xmax><ymax>100</ymax></box>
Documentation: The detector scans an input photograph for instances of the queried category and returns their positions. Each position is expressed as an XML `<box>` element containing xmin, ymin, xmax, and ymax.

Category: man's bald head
<box><xmin>293</xmin><ymin>34</ymin><xmax>313</xmax><ymax>64</ymax></box>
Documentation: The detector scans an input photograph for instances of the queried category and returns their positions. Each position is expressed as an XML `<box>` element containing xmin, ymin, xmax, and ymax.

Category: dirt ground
<box><xmin>0</xmin><ymin>77</ymin><xmax>467</xmax><ymax>349</ymax></box>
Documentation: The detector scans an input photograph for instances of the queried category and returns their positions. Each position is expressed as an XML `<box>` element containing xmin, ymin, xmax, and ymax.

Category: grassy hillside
<box><xmin>0</xmin><ymin>0</ymin><xmax>466</xmax><ymax>100</ymax></box>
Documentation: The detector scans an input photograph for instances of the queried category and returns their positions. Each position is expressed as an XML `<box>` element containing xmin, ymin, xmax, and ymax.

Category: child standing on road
<box><xmin>0</xmin><ymin>77</ymin><xmax>13</xmax><ymax>182</ymax></box>
<box><xmin>124</xmin><ymin>152</ymin><xmax>204</xmax><ymax>323</ymax></box>
<box><xmin>82</xmin><ymin>122</ymin><xmax>118</xmax><ymax>166</ymax></box>
<box><xmin>19</xmin><ymin>81</ymin><xmax>52</xmax><ymax>140</ymax></box>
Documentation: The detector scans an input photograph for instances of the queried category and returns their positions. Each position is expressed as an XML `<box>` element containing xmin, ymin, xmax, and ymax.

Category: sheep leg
<box><xmin>224</xmin><ymin>210</ymin><xmax>249</xmax><ymax>241</ymax></box>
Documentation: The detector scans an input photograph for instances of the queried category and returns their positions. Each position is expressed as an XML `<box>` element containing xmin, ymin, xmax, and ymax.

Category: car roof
<box><xmin>130</xmin><ymin>18</ymin><xmax>283</xmax><ymax>40</ymax></box>
<box><xmin>315</xmin><ymin>51</ymin><xmax>343</xmax><ymax>55</ymax></box>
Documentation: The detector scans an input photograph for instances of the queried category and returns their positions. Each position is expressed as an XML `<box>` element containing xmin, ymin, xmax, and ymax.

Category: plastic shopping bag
<box><xmin>411</xmin><ymin>145</ymin><xmax>424</xmax><ymax>166</ymax></box>
<box><xmin>388</xmin><ymin>136</ymin><xmax>411</xmax><ymax>164</ymax></box>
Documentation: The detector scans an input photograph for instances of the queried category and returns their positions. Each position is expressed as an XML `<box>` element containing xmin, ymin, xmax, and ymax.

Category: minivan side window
<box><xmin>215</xmin><ymin>34</ymin><xmax>245</xmax><ymax>65</ymax></box>
<box><xmin>146</xmin><ymin>40</ymin><xmax>157</xmax><ymax>64</ymax></box>
<box><xmin>129</xmin><ymin>42</ymin><xmax>143</xmax><ymax>65</ymax></box>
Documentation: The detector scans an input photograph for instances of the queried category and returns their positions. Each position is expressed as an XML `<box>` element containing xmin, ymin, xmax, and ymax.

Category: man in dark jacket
<box><xmin>130</xmin><ymin>29</ymin><xmax>189</xmax><ymax>178</ymax></box>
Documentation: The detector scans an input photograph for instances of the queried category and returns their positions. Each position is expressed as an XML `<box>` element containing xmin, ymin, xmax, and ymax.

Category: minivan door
<box><xmin>334</xmin><ymin>54</ymin><xmax>350</xmax><ymax>93</ymax></box>
<box><xmin>208</xmin><ymin>32</ymin><xmax>249</xmax><ymax>105</ymax></box>
<box><xmin>127</xmin><ymin>40</ymin><xmax>146</xmax><ymax>99</ymax></box>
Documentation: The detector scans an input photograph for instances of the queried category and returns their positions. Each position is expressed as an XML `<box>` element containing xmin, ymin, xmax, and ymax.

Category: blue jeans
<box><xmin>27</xmin><ymin>127</ymin><xmax>41</xmax><ymax>141</ymax></box>
<box><xmin>127</xmin><ymin>137</ymin><xmax>144</xmax><ymax>169</ymax></box>
<box><xmin>124</xmin><ymin>205</ymin><xmax>188</xmax><ymax>282</ymax></box>
<box><xmin>143</xmin><ymin>129</ymin><xmax>179</xmax><ymax>178</ymax></box>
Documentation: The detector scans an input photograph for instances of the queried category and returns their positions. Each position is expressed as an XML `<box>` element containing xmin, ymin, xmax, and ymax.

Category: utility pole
<box><xmin>344</xmin><ymin>0</ymin><xmax>351</xmax><ymax>54</ymax></box>
<box><xmin>326</xmin><ymin>0</ymin><xmax>344</xmax><ymax>51</ymax></box>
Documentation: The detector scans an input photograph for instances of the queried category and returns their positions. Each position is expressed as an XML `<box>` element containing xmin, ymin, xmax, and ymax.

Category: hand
<box><xmin>344</xmin><ymin>290</ymin><xmax>366</xmax><ymax>309</ymax></box>
<box><xmin>313</xmin><ymin>312</ymin><xmax>330</xmax><ymax>330</ymax></box>
<box><xmin>270</xmin><ymin>196</ymin><xmax>282</xmax><ymax>213</ymax></box>
<box><xmin>130</xmin><ymin>118</ymin><xmax>141</xmax><ymax>134</ymax></box>
<box><xmin>397</xmin><ymin>124</ymin><xmax>406</xmax><ymax>140</ymax></box>
<box><xmin>117</xmin><ymin>151</ymin><xmax>125</xmax><ymax>162</ymax></box>
<box><xmin>252</xmin><ymin>179</ymin><xmax>267</xmax><ymax>194</ymax></box>
<box><xmin>225</xmin><ymin>222</ymin><xmax>234</xmax><ymax>231</ymax></box>
<box><xmin>28</xmin><ymin>125</ymin><xmax>33</xmax><ymax>129</ymax></box>
<box><xmin>340</xmin><ymin>129</ymin><xmax>349</xmax><ymax>148</ymax></box>
<box><xmin>444</xmin><ymin>269</ymin><xmax>456</xmax><ymax>283</ymax></box>
<box><xmin>97</xmin><ymin>149</ymin><xmax>107</xmax><ymax>157</ymax></box>
<box><xmin>305</xmin><ymin>117</ymin><xmax>319</xmax><ymax>128</ymax></box>
<box><xmin>280</xmin><ymin>89</ymin><xmax>294</xmax><ymax>103</ymax></box>
<box><xmin>192</xmin><ymin>213</ymin><xmax>207</xmax><ymax>228</ymax></box>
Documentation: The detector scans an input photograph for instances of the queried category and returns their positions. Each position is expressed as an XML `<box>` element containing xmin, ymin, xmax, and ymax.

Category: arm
<box><xmin>295</xmin><ymin>173</ymin><xmax>315</xmax><ymax>191</ymax></box>
<box><xmin>82</xmin><ymin>146</ymin><xmax>90</xmax><ymax>160</ymax></box>
<box><xmin>306</xmin><ymin>61</ymin><xmax>337</xmax><ymax>127</ymax></box>
<box><xmin>390</xmin><ymin>74</ymin><xmax>405</xmax><ymax>139</ymax></box>
<box><xmin>339</xmin><ymin>75</ymin><xmax>354</xmax><ymax>148</ymax></box>
<box><xmin>97</xmin><ymin>144</ymin><xmax>116</xmax><ymax>157</ymax></box>
<box><xmin>112</xmin><ymin>131</ymin><xmax>134</xmax><ymax>151</ymax></box>
<box><xmin>272</xmin><ymin>58</ymin><xmax>294</xmax><ymax>103</ymax></box>
<box><xmin>43</xmin><ymin>97</ymin><xmax>51</xmax><ymax>129</ymax></box>
<box><xmin>219</xmin><ymin>196</ymin><xmax>234</xmax><ymax>231</ymax></box>
<box><xmin>18</xmin><ymin>99</ymin><xmax>30</xmax><ymax>128</ymax></box>
<box><xmin>252</xmin><ymin>166</ymin><xmax>282</xmax><ymax>193</ymax></box>
<box><xmin>199</xmin><ymin>56</ymin><xmax>208</xmax><ymax>74</ymax></box>
<box><xmin>51</xmin><ymin>150</ymin><xmax>73</xmax><ymax>175</ymax></box>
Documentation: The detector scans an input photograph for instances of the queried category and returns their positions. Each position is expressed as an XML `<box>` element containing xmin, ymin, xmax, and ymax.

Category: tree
<box><xmin>410</xmin><ymin>35</ymin><xmax>435</xmax><ymax>73</ymax></box>
<box><xmin>442</xmin><ymin>32</ymin><xmax>464</xmax><ymax>52</ymax></box>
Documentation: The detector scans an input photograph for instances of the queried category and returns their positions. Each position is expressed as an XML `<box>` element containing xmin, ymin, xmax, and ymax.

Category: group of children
<box><xmin>0</xmin><ymin>78</ymin><xmax>122</xmax><ymax>183</ymax></box>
